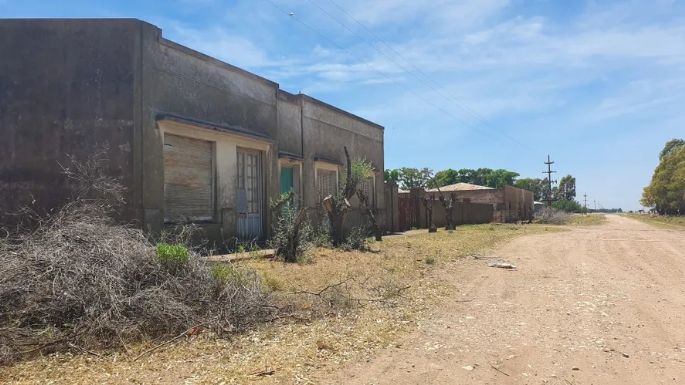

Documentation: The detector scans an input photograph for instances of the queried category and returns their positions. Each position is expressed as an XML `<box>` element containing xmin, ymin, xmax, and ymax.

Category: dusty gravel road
<box><xmin>320</xmin><ymin>215</ymin><xmax>685</xmax><ymax>384</ymax></box>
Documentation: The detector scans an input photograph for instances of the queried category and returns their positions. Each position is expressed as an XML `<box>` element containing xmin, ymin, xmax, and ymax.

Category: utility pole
<box><xmin>542</xmin><ymin>155</ymin><xmax>557</xmax><ymax>207</ymax></box>
<box><xmin>583</xmin><ymin>193</ymin><xmax>588</xmax><ymax>215</ymax></box>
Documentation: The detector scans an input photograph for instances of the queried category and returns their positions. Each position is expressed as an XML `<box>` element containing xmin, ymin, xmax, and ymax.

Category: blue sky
<box><xmin>3</xmin><ymin>0</ymin><xmax>685</xmax><ymax>210</ymax></box>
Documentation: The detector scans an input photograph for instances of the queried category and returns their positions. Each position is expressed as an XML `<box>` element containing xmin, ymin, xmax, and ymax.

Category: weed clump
<box><xmin>156</xmin><ymin>243</ymin><xmax>190</xmax><ymax>267</ymax></box>
<box><xmin>534</xmin><ymin>207</ymin><xmax>571</xmax><ymax>225</ymax></box>
<box><xmin>340</xmin><ymin>225</ymin><xmax>370</xmax><ymax>251</ymax></box>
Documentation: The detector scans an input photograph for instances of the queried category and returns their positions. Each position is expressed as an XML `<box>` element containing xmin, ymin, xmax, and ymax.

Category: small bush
<box><xmin>269</xmin><ymin>195</ymin><xmax>313</xmax><ymax>263</ymax></box>
<box><xmin>311</xmin><ymin>217</ymin><xmax>332</xmax><ymax>247</ymax></box>
<box><xmin>534</xmin><ymin>207</ymin><xmax>571</xmax><ymax>224</ymax></box>
<box><xmin>211</xmin><ymin>264</ymin><xmax>250</xmax><ymax>286</ymax></box>
<box><xmin>156</xmin><ymin>243</ymin><xmax>190</xmax><ymax>266</ymax></box>
<box><xmin>425</xmin><ymin>256</ymin><xmax>436</xmax><ymax>265</ymax></box>
<box><xmin>340</xmin><ymin>225</ymin><xmax>370</xmax><ymax>251</ymax></box>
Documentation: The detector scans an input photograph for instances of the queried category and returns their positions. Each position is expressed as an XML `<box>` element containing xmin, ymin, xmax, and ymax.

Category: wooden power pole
<box><xmin>542</xmin><ymin>155</ymin><xmax>557</xmax><ymax>207</ymax></box>
<box><xmin>583</xmin><ymin>193</ymin><xmax>588</xmax><ymax>215</ymax></box>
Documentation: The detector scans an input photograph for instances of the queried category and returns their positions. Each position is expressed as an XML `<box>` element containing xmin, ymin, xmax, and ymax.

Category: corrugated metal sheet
<box><xmin>163</xmin><ymin>133</ymin><xmax>214</xmax><ymax>222</ymax></box>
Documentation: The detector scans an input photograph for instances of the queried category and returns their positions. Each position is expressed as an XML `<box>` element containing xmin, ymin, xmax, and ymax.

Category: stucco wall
<box><xmin>425</xmin><ymin>186</ymin><xmax>533</xmax><ymax>223</ymax></box>
<box><xmin>276</xmin><ymin>90</ymin><xmax>303</xmax><ymax>157</ymax></box>
<box><xmin>138</xmin><ymin>24</ymin><xmax>280</xmax><ymax>240</ymax></box>
<box><xmin>0</xmin><ymin>19</ymin><xmax>386</xmax><ymax>243</ymax></box>
<box><xmin>0</xmin><ymin>19</ymin><xmax>137</xmax><ymax>225</ymax></box>
<box><xmin>299</xmin><ymin>96</ymin><xmax>385</xmax><ymax>230</ymax></box>
<box><xmin>501</xmin><ymin>185</ymin><xmax>534</xmax><ymax>222</ymax></box>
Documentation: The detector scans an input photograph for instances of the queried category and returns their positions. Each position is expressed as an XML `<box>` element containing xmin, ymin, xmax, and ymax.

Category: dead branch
<box><xmin>490</xmin><ymin>363</ymin><xmax>511</xmax><ymax>376</ymax></box>
<box><xmin>132</xmin><ymin>324</ymin><xmax>205</xmax><ymax>362</ymax></box>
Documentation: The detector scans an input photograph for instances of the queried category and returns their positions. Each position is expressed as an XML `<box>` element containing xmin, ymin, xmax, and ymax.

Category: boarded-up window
<box><xmin>317</xmin><ymin>169</ymin><xmax>337</xmax><ymax>200</ymax></box>
<box><xmin>163</xmin><ymin>133</ymin><xmax>214</xmax><ymax>222</ymax></box>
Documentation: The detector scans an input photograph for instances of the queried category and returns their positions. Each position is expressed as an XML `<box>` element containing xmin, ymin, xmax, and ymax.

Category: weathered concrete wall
<box><xmin>0</xmin><ymin>19</ymin><xmax>138</xmax><ymax>225</ymax></box>
<box><xmin>431</xmin><ymin>202</ymin><xmax>494</xmax><ymax>228</ymax></box>
<box><xmin>500</xmin><ymin>185</ymin><xmax>534</xmax><ymax>222</ymax></box>
<box><xmin>276</xmin><ymin>90</ymin><xmax>303</xmax><ymax>157</ymax></box>
<box><xmin>138</xmin><ymin>24</ymin><xmax>280</xmax><ymax>241</ymax></box>
<box><xmin>424</xmin><ymin>186</ymin><xmax>534</xmax><ymax>223</ymax></box>
<box><xmin>384</xmin><ymin>182</ymin><xmax>400</xmax><ymax>233</ymax></box>
<box><xmin>300</xmin><ymin>95</ymin><xmax>385</xmax><ymax>231</ymax></box>
<box><xmin>0</xmin><ymin>19</ymin><xmax>386</xmax><ymax>244</ymax></box>
<box><xmin>398</xmin><ymin>190</ymin><xmax>493</xmax><ymax>230</ymax></box>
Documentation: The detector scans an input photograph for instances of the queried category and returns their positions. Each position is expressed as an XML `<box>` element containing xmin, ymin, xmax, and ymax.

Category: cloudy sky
<box><xmin>4</xmin><ymin>0</ymin><xmax>685</xmax><ymax>210</ymax></box>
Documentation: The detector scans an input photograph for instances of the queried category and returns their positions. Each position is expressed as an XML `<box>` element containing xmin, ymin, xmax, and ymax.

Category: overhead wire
<box><xmin>261</xmin><ymin>0</ymin><xmax>534</xmax><ymax>152</ymax></box>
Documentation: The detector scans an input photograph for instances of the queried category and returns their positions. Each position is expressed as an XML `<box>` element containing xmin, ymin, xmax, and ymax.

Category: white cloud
<box><xmin>167</xmin><ymin>24</ymin><xmax>278</xmax><ymax>68</ymax></box>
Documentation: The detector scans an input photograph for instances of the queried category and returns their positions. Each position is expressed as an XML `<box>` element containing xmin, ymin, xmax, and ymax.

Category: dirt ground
<box><xmin>320</xmin><ymin>215</ymin><xmax>685</xmax><ymax>384</ymax></box>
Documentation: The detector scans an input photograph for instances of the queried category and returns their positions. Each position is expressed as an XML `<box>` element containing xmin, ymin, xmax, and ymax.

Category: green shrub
<box><xmin>156</xmin><ymin>243</ymin><xmax>189</xmax><ymax>266</ymax></box>
<box><xmin>340</xmin><ymin>225</ymin><xmax>370</xmax><ymax>251</ymax></box>
<box><xmin>211</xmin><ymin>264</ymin><xmax>249</xmax><ymax>286</ymax></box>
<box><xmin>269</xmin><ymin>198</ymin><xmax>313</xmax><ymax>263</ymax></box>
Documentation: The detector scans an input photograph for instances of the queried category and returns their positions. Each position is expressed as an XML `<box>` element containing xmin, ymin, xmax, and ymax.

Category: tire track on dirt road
<box><xmin>319</xmin><ymin>215</ymin><xmax>685</xmax><ymax>384</ymax></box>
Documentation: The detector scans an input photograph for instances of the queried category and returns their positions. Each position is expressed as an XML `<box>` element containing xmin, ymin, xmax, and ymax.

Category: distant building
<box><xmin>424</xmin><ymin>183</ymin><xmax>534</xmax><ymax>222</ymax></box>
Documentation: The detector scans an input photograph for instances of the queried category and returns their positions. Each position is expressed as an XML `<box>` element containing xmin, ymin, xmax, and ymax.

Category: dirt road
<box><xmin>321</xmin><ymin>215</ymin><xmax>685</xmax><ymax>384</ymax></box>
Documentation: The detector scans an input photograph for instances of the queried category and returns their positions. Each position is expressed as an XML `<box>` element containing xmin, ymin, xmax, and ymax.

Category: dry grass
<box><xmin>0</xmin><ymin>224</ymin><xmax>556</xmax><ymax>385</ymax></box>
<box><xmin>0</xmin><ymin>153</ymin><xmax>273</xmax><ymax>366</ymax></box>
<box><xmin>568</xmin><ymin>214</ymin><xmax>607</xmax><ymax>226</ymax></box>
<box><xmin>625</xmin><ymin>214</ymin><xmax>685</xmax><ymax>229</ymax></box>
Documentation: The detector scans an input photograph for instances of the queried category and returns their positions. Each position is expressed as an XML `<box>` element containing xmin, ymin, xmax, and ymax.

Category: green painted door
<box><xmin>280</xmin><ymin>167</ymin><xmax>294</xmax><ymax>194</ymax></box>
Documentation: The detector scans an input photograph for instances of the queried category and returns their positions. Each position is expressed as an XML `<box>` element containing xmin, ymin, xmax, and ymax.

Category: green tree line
<box><xmin>641</xmin><ymin>139</ymin><xmax>685</xmax><ymax>215</ymax></box>
<box><xmin>384</xmin><ymin>167</ymin><xmax>584</xmax><ymax>212</ymax></box>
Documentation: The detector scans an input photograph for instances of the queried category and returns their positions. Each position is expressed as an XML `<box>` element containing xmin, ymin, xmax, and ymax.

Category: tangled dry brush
<box><xmin>0</xmin><ymin>154</ymin><xmax>273</xmax><ymax>364</ymax></box>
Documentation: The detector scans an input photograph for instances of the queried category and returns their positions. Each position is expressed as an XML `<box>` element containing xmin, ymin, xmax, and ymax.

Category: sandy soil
<box><xmin>319</xmin><ymin>215</ymin><xmax>685</xmax><ymax>384</ymax></box>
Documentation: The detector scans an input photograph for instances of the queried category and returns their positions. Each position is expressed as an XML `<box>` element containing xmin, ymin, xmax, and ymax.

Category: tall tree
<box><xmin>431</xmin><ymin>168</ymin><xmax>460</xmax><ymax>188</ymax></box>
<box><xmin>557</xmin><ymin>175</ymin><xmax>576</xmax><ymax>201</ymax></box>
<box><xmin>659</xmin><ymin>139</ymin><xmax>685</xmax><ymax>160</ymax></box>
<box><xmin>642</xmin><ymin>142</ymin><xmax>685</xmax><ymax>214</ymax></box>
<box><xmin>397</xmin><ymin>167</ymin><xmax>433</xmax><ymax>190</ymax></box>
<box><xmin>486</xmin><ymin>169</ymin><xmax>520</xmax><ymax>188</ymax></box>
<box><xmin>514</xmin><ymin>178</ymin><xmax>546</xmax><ymax>201</ymax></box>
<box><xmin>432</xmin><ymin>168</ymin><xmax>520</xmax><ymax>188</ymax></box>
<box><xmin>384</xmin><ymin>169</ymin><xmax>400</xmax><ymax>184</ymax></box>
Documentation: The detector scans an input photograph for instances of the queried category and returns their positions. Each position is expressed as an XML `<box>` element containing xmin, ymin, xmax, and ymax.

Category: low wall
<box><xmin>430</xmin><ymin>201</ymin><xmax>494</xmax><ymax>228</ymax></box>
<box><xmin>397</xmin><ymin>190</ymin><xmax>494</xmax><ymax>230</ymax></box>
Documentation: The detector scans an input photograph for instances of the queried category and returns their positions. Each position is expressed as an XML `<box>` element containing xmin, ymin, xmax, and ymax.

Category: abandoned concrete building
<box><xmin>0</xmin><ymin>19</ymin><xmax>385</xmax><ymax>243</ymax></box>
<box><xmin>395</xmin><ymin>182</ymin><xmax>534</xmax><ymax>230</ymax></box>
<box><xmin>424</xmin><ymin>183</ymin><xmax>534</xmax><ymax>223</ymax></box>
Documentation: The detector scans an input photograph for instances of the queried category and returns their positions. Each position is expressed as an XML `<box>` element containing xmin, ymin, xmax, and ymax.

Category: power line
<box><xmin>261</xmin><ymin>0</ymin><xmax>536</xmax><ymax>152</ymax></box>
<box><xmin>311</xmin><ymin>0</ymin><xmax>536</xmax><ymax>152</ymax></box>
<box><xmin>323</xmin><ymin>0</ymin><xmax>518</xmax><ymax>139</ymax></box>
<box><xmin>542</xmin><ymin>155</ymin><xmax>557</xmax><ymax>207</ymax></box>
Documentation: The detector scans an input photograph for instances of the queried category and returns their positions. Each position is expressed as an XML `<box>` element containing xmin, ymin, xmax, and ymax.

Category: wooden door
<box><xmin>236</xmin><ymin>149</ymin><xmax>263</xmax><ymax>240</ymax></box>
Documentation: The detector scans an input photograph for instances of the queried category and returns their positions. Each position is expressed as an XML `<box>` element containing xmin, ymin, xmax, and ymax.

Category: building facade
<box><xmin>424</xmin><ymin>183</ymin><xmax>534</xmax><ymax>223</ymax></box>
<box><xmin>0</xmin><ymin>19</ymin><xmax>385</xmax><ymax>244</ymax></box>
